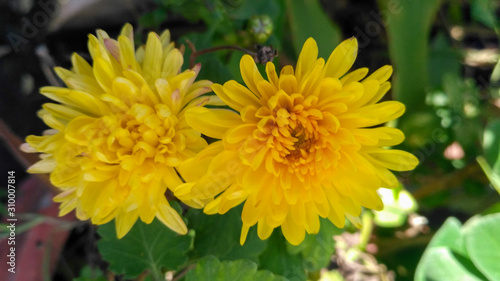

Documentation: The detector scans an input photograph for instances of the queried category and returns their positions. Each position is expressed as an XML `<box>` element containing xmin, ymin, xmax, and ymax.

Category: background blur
<box><xmin>1</xmin><ymin>0</ymin><xmax>499</xmax><ymax>280</ymax></box>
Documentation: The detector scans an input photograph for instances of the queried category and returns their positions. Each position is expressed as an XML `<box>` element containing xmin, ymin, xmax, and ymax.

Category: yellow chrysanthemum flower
<box><xmin>175</xmin><ymin>37</ymin><xmax>419</xmax><ymax>245</ymax></box>
<box><xmin>22</xmin><ymin>24</ymin><xmax>213</xmax><ymax>238</ymax></box>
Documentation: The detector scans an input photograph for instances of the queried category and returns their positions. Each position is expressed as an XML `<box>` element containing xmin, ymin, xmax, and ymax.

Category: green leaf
<box><xmin>428</xmin><ymin>32</ymin><xmax>462</xmax><ymax>89</ymax></box>
<box><xmin>259</xmin><ymin>231</ymin><xmax>306</xmax><ymax>280</ymax></box>
<box><xmin>185</xmin><ymin>256</ymin><xmax>287</xmax><ymax>281</ymax></box>
<box><xmin>465</xmin><ymin>213</ymin><xmax>500</xmax><ymax>281</ymax></box>
<box><xmin>478</xmin><ymin>119</ymin><xmax>500</xmax><ymax>193</ymax></box>
<box><xmin>377</xmin><ymin>0</ymin><xmax>442</xmax><ymax>113</ymax></box>
<box><xmin>286</xmin><ymin>0</ymin><xmax>341</xmax><ymax>59</ymax></box>
<box><xmin>415</xmin><ymin>217</ymin><xmax>489</xmax><ymax>281</ymax></box>
<box><xmin>139</xmin><ymin>8</ymin><xmax>168</xmax><ymax>28</ymax></box>
<box><xmin>186</xmin><ymin>206</ymin><xmax>267</xmax><ymax>263</ymax></box>
<box><xmin>229</xmin><ymin>0</ymin><xmax>280</xmax><ymax>20</ymax></box>
<box><xmin>198</xmin><ymin>57</ymin><xmax>234</xmax><ymax>84</ymax></box>
<box><xmin>287</xmin><ymin>219</ymin><xmax>341</xmax><ymax>271</ymax></box>
<box><xmin>482</xmin><ymin>120</ymin><xmax>500</xmax><ymax>172</ymax></box>
<box><xmin>97</xmin><ymin>210</ymin><xmax>192</xmax><ymax>280</ymax></box>
<box><xmin>491</xmin><ymin>55</ymin><xmax>500</xmax><ymax>83</ymax></box>
<box><xmin>477</xmin><ymin>156</ymin><xmax>500</xmax><ymax>194</ymax></box>
<box><xmin>73</xmin><ymin>265</ymin><xmax>106</xmax><ymax>281</ymax></box>
<box><xmin>471</xmin><ymin>0</ymin><xmax>499</xmax><ymax>30</ymax></box>
<box><xmin>415</xmin><ymin>247</ymin><xmax>484</xmax><ymax>281</ymax></box>
<box><xmin>425</xmin><ymin>217</ymin><xmax>465</xmax><ymax>254</ymax></box>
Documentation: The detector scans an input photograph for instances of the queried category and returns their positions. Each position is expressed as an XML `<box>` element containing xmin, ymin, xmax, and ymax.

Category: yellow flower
<box><xmin>175</xmin><ymin>37</ymin><xmax>419</xmax><ymax>245</ymax></box>
<box><xmin>22</xmin><ymin>24</ymin><xmax>213</xmax><ymax>238</ymax></box>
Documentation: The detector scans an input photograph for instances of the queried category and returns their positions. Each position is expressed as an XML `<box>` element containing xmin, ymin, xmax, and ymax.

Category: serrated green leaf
<box><xmin>287</xmin><ymin>219</ymin><xmax>340</xmax><ymax>271</ymax></box>
<box><xmin>187</xmin><ymin>205</ymin><xmax>266</xmax><ymax>263</ymax></box>
<box><xmin>286</xmin><ymin>0</ymin><xmax>341</xmax><ymax>59</ymax></box>
<box><xmin>97</xmin><ymin>208</ymin><xmax>192</xmax><ymax>280</ymax></box>
<box><xmin>185</xmin><ymin>256</ymin><xmax>287</xmax><ymax>281</ymax></box>
<box><xmin>259</xmin><ymin>231</ymin><xmax>306</xmax><ymax>280</ymax></box>
<box><xmin>465</xmin><ymin>213</ymin><xmax>500</xmax><ymax>281</ymax></box>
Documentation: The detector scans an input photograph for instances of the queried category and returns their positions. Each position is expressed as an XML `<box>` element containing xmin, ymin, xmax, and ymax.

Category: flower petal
<box><xmin>185</xmin><ymin>107</ymin><xmax>242</xmax><ymax>139</ymax></box>
<box><xmin>295</xmin><ymin>38</ymin><xmax>318</xmax><ymax>83</ymax></box>
<box><xmin>324</xmin><ymin>37</ymin><xmax>358</xmax><ymax>78</ymax></box>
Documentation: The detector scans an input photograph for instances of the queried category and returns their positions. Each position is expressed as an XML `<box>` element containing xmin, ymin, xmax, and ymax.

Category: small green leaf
<box><xmin>185</xmin><ymin>256</ymin><xmax>287</xmax><ymax>281</ymax></box>
<box><xmin>97</xmin><ymin>209</ymin><xmax>192</xmax><ymax>280</ymax></box>
<box><xmin>259</xmin><ymin>231</ymin><xmax>306</xmax><ymax>280</ymax></box>
<box><xmin>465</xmin><ymin>213</ymin><xmax>500</xmax><ymax>281</ymax></box>
<box><xmin>286</xmin><ymin>0</ymin><xmax>341</xmax><ymax>59</ymax></box>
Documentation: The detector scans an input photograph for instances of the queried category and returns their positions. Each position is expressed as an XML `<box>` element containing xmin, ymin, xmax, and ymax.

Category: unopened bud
<box><xmin>248</xmin><ymin>15</ymin><xmax>273</xmax><ymax>44</ymax></box>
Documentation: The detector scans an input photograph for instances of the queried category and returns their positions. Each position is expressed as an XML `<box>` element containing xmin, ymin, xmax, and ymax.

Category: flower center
<box><xmin>84</xmin><ymin>103</ymin><xmax>182</xmax><ymax>167</ymax></box>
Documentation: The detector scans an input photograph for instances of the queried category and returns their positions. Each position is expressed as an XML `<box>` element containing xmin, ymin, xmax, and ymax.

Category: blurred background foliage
<box><xmin>1</xmin><ymin>0</ymin><xmax>500</xmax><ymax>280</ymax></box>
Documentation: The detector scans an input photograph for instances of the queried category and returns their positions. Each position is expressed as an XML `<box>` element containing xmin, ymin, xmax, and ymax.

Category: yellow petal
<box><xmin>216</xmin><ymin>81</ymin><xmax>261</xmax><ymax>111</ymax></box>
<box><xmin>118</xmin><ymin>35</ymin><xmax>139</xmax><ymax>72</ymax></box>
<box><xmin>324</xmin><ymin>37</ymin><xmax>358</xmax><ymax>78</ymax></box>
<box><xmin>281</xmin><ymin>214</ymin><xmax>305</xmax><ymax>245</ymax></box>
<box><xmin>365</xmin><ymin>65</ymin><xmax>393</xmax><ymax>83</ymax></box>
<box><xmin>265</xmin><ymin>62</ymin><xmax>279</xmax><ymax>89</ymax></box>
<box><xmin>119</xmin><ymin>23</ymin><xmax>134</xmax><ymax>44</ymax></box>
<box><xmin>27</xmin><ymin>157</ymin><xmax>57</xmax><ymax>173</ymax></box>
<box><xmin>115</xmin><ymin>209</ymin><xmax>139</xmax><ymax>238</ymax></box>
<box><xmin>142</xmin><ymin>32</ymin><xmax>162</xmax><ymax>82</ymax></box>
<box><xmin>354</xmin><ymin>127</ymin><xmax>405</xmax><ymax>147</ymax></box>
<box><xmin>162</xmin><ymin>48</ymin><xmax>183</xmax><ymax>77</ymax></box>
<box><xmin>367</xmin><ymin>149</ymin><xmax>419</xmax><ymax>171</ymax></box>
<box><xmin>295</xmin><ymin>38</ymin><xmax>318</xmax><ymax>83</ymax></box>
<box><xmin>340</xmin><ymin>67</ymin><xmax>369</xmax><ymax>84</ymax></box>
<box><xmin>240</xmin><ymin>224</ymin><xmax>251</xmax><ymax>245</ymax></box>
<box><xmin>185</xmin><ymin>107</ymin><xmax>242</xmax><ymax>139</ymax></box>
<box><xmin>71</xmin><ymin>53</ymin><xmax>93</xmax><ymax>76</ymax></box>
<box><xmin>366</xmin><ymin>81</ymin><xmax>391</xmax><ymax>105</ymax></box>
<box><xmin>93</xmin><ymin>57</ymin><xmax>115</xmax><ymax>93</ymax></box>
<box><xmin>157</xmin><ymin>200</ymin><xmax>188</xmax><ymax>234</ymax></box>
<box><xmin>257</xmin><ymin>220</ymin><xmax>274</xmax><ymax>240</ymax></box>
<box><xmin>240</xmin><ymin>55</ymin><xmax>265</xmax><ymax>97</ymax></box>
